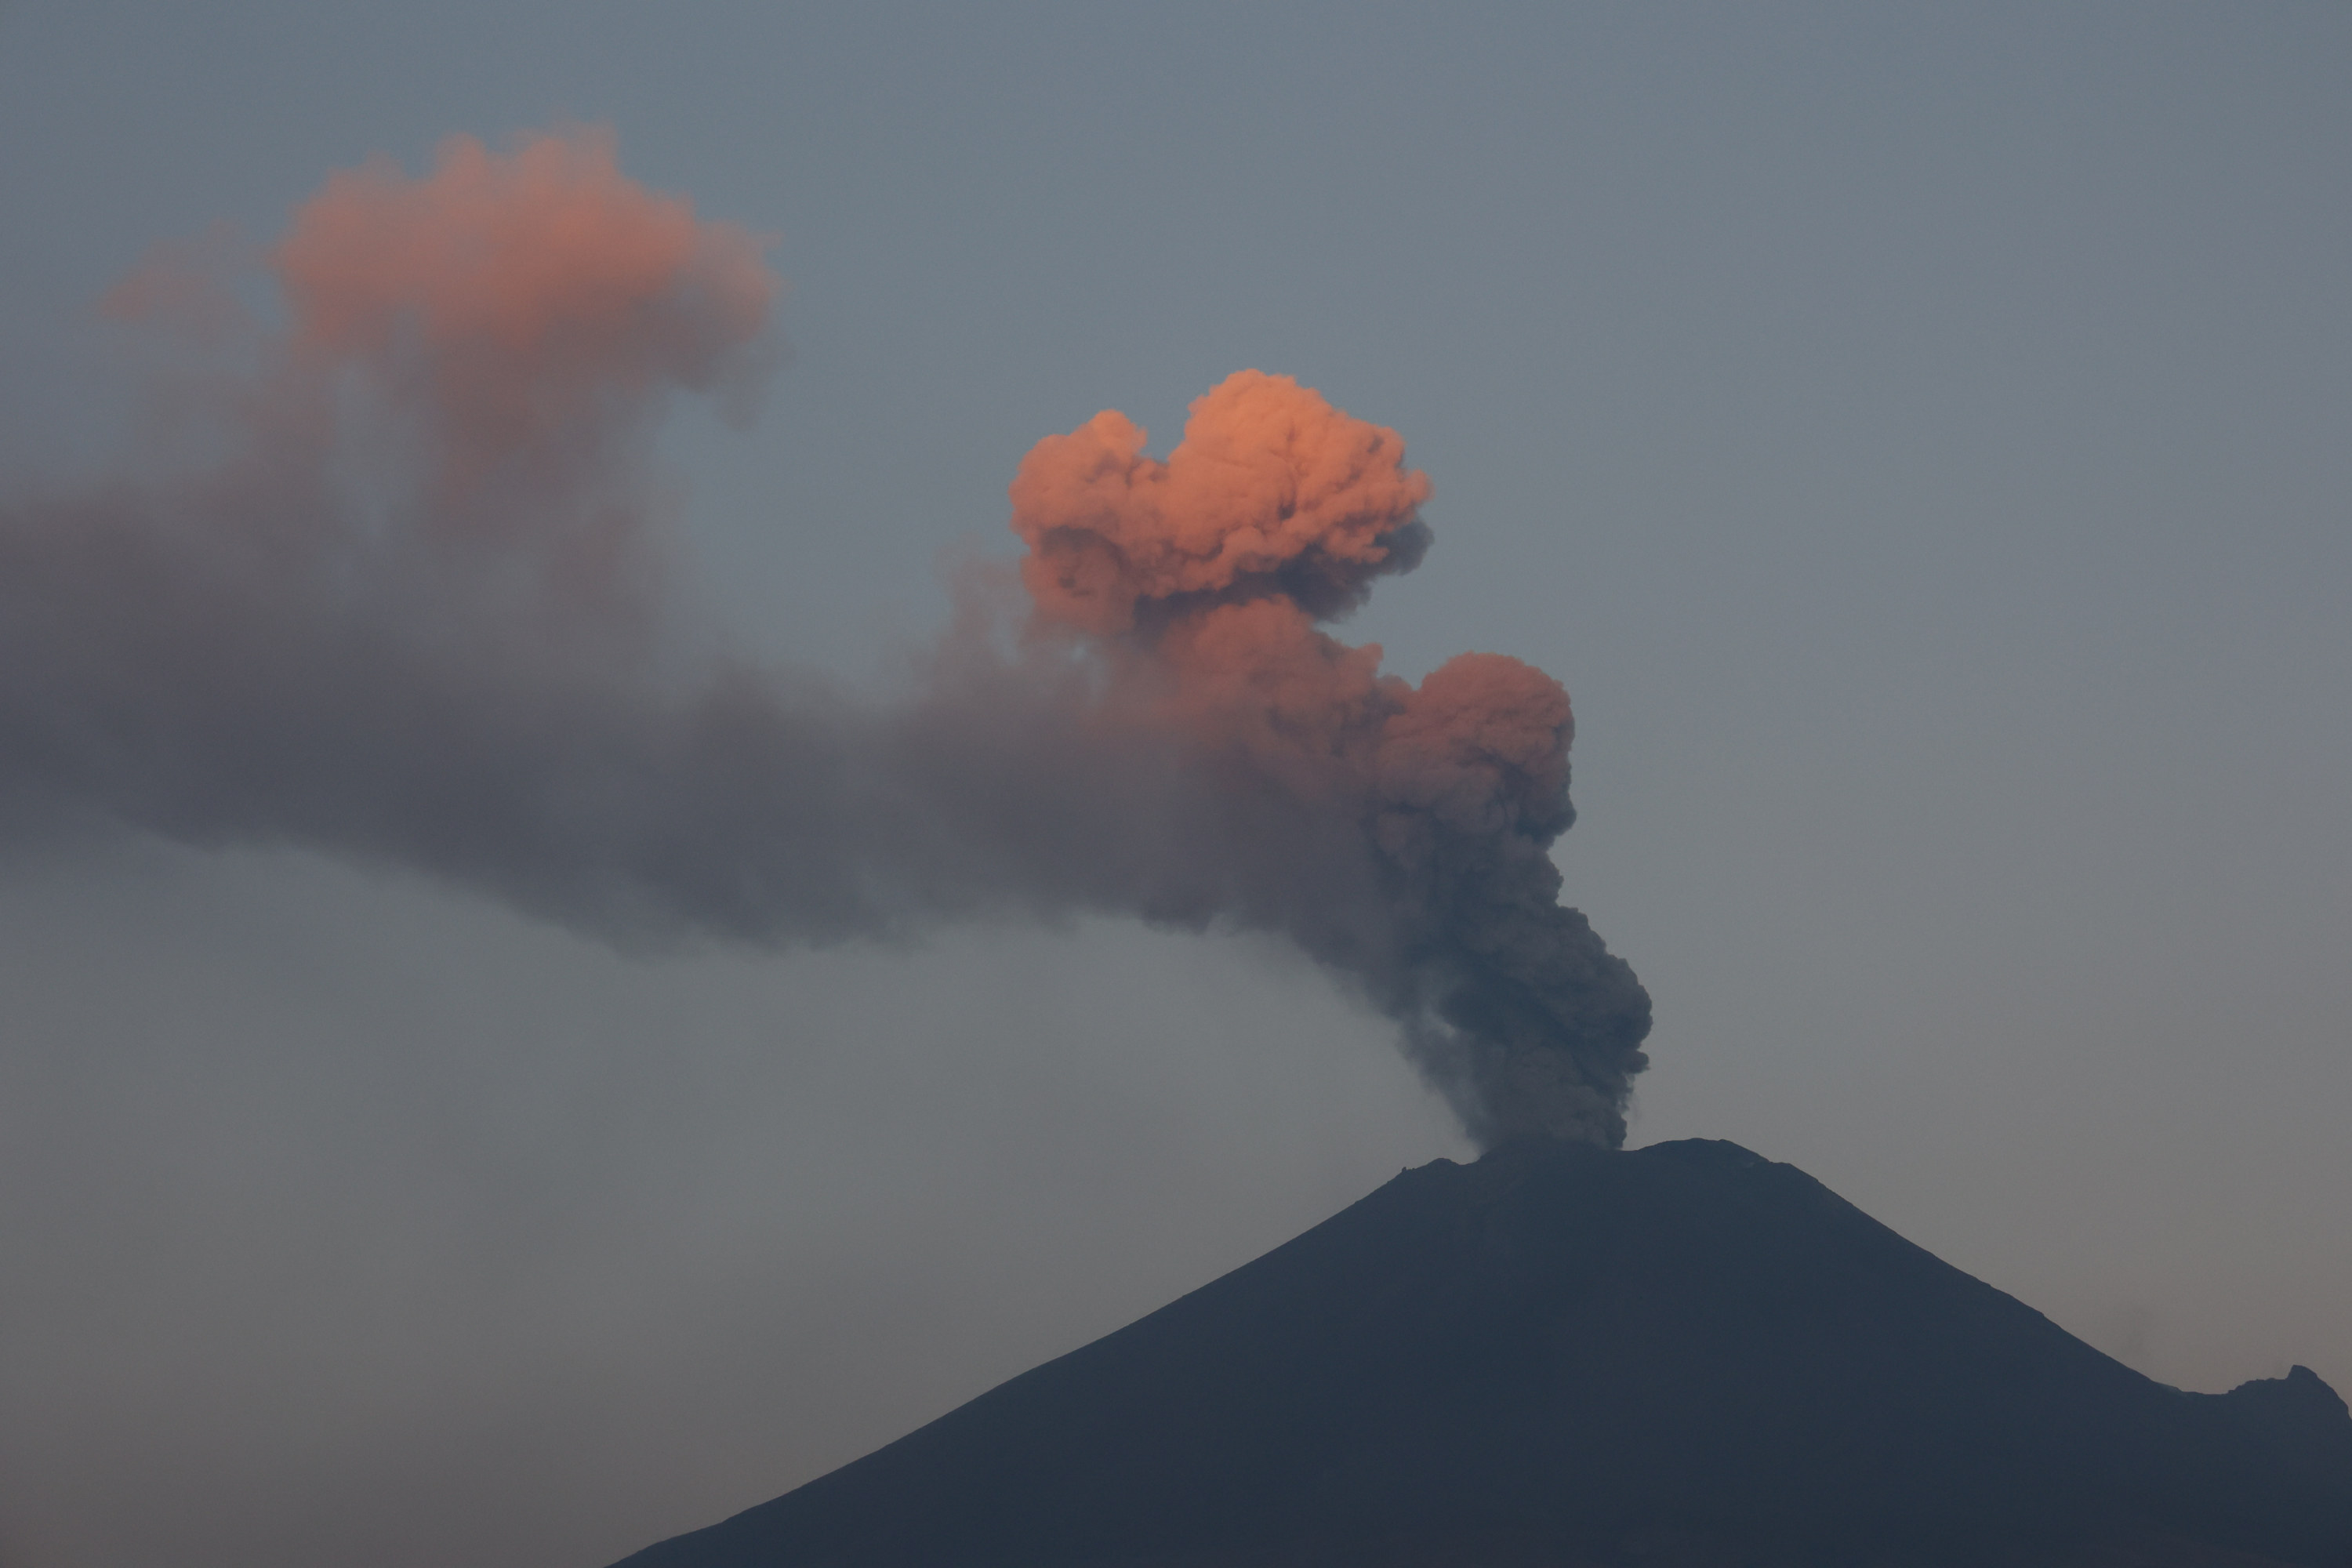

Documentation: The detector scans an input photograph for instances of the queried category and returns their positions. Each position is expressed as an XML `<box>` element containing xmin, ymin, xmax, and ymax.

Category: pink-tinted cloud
<box><xmin>2</xmin><ymin>132</ymin><xmax>1646</xmax><ymax>1149</ymax></box>
<box><xmin>274</xmin><ymin>128</ymin><xmax>775</xmax><ymax>495</ymax></box>
<box><xmin>1010</xmin><ymin>371</ymin><xmax>1431</xmax><ymax>637</ymax></box>
<box><xmin>1007</xmin><ymin>376</ymin><xmax>1649</xmax><ymax>1144</ymax></box>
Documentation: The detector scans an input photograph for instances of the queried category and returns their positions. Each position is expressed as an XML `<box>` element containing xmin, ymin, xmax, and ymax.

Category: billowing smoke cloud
<box><xmin>0</xmin><ymin>129</ymin><xmax>1649</xmax><ymax>1145</ymax></box>
<box><xmin>1003</xmin><ymin>376</ymin><xmax>1651</xmax><ymax>1143</ymax></box>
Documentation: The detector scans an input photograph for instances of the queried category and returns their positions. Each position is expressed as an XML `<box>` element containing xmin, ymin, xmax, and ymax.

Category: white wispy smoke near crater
<box><xmin>0</xmin><ymin>128</ymin><xmax>1650</xmax><ymax>1146</ymax></box>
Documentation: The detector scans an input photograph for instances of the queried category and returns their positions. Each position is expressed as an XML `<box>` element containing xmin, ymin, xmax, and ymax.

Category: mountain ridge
<box><xmin>610</xmin><ymin>1139</ymin><xmax>2352</xmax><ymax>1567</ymax></box>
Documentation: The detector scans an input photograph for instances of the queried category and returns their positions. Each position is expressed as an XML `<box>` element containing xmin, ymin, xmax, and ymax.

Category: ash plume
<box><xmin>0</xmin><ymin>129</ymin><xmax>1650</xmax><ymax>1146</ymax></box>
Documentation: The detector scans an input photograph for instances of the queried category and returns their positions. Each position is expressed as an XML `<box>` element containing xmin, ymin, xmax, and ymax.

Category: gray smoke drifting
<box><xmin>0</xmin><ymin>129</ymin><xmax>1650</xmax><ymax>1146</ymax></box>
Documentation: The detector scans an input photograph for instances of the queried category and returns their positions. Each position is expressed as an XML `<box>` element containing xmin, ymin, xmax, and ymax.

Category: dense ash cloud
<box><xmin>1007</xmin><ymin>373</ymin><xmax>1651</xmax><ymax>1142</ymax></box>
<box><xmin>0</xmin><ymin>129</ymin><xmax>1649</xmax><ymax>1145</ymax></box>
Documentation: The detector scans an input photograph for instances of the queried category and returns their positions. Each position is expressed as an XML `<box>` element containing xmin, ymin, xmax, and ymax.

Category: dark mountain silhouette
<box><xmin>610</xmin><ymin>1140</ymin><xmax>2352</xmax><ymax>1566</ymax></box>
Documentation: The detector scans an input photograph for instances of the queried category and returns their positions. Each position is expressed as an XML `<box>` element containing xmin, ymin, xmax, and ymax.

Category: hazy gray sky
<box><xmin>2</xmin><ymin>5</ymin><xmax>2347</xmax><ymax>1567</ymax></box>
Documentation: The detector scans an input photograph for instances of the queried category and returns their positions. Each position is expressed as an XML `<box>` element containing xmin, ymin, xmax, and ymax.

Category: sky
<box><xmin>1</xmin><ymin>5</ymin><xmax>2347</xmax><ymax>1567</ymax></box>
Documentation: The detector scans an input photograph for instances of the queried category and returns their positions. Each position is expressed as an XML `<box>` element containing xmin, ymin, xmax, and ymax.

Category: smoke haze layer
<box><xmin>0</xmin><ymin>129</ymin><xmax>1650</xmax><ymax>1145</ymax></box>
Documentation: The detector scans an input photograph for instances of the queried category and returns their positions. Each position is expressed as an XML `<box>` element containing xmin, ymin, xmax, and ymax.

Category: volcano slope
<box><xmin>609</xmin><ymin>1140</ymin><xmax>2352</xmax><ymax>1567</ymax></box>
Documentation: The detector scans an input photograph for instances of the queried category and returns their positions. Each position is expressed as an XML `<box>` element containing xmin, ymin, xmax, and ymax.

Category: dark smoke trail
<box><xmin>0</xmin><ymin>129</ymin><xmax>1650</xmax><ymax>1146</ymax></box>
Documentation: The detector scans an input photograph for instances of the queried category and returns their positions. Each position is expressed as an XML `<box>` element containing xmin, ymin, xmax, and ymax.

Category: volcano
<box><xmin>608</xmin><ymin>1140</ymin><xmax>2352</xmax><ymax>1566</ymax></box>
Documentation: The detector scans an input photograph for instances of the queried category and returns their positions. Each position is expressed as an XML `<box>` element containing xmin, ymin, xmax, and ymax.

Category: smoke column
<box><xmin>0</xmin><ymin>129</ymin><xmax>1650</xmax><ymax>1146</ymax></box>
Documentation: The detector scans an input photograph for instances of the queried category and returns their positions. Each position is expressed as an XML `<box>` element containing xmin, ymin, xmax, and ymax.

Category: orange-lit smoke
<box><xmin>1011</xmin><ymin>370</ymin><xmax>1431</xmax><ymax>637</ymax></box>
<box><xmin>276</xmin><ymin>128</ymin><xmax>775</xmax><ymax>497</ymax></box>
<box><xmin>0</xmin><ymin>129</ymin><xmax>793</xmax><ymax>910</ymax></box>
<box><xmin>2</xmin><ymin>132</ymin><xmax>1647</xmax><ymax>1148</ymax></box>
<box><xmin>1007</xmin><ymin>376</ymin><xmax>1650</xmax><ymax>1143</ymax></box>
